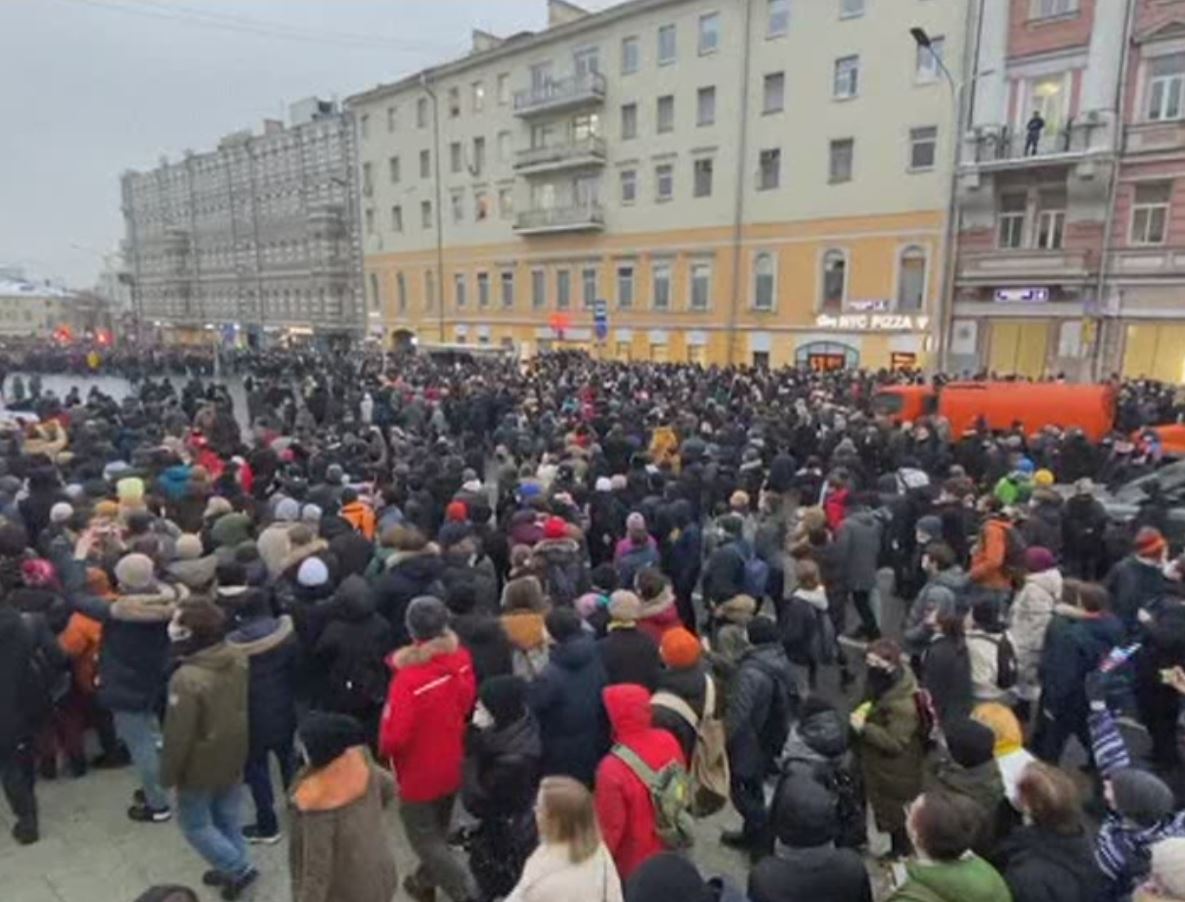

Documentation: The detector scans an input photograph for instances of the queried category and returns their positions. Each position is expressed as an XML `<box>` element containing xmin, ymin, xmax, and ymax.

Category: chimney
<box><xmin>262</xmin><ymin>118</ymin><xmax>284</xmax><ymax>135</ymax></box>
<box><xmin>548</xmin><ymin>0</ymin><xmax>589</xmax><ymax>28</ymax></box>
<box><xmin>471</xmin><ymin>29</ymin><xmax>504</xmax><ymax>54</ymax></box>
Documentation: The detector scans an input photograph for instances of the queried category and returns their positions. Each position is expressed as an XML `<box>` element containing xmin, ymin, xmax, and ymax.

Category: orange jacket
<box><xmin>59</xmin><ymin>611</ymin><xmax>104</xmax><ymax>694</ymax></box>
<box><xmin>341</xmin><ymin>501</ymin><xmax>376</xmax><ymax>541</ymax></box>
<box><xmin>969</xmin><ymin>517</ymin><xmax>1011</xmax><ymax>590</ymax></box>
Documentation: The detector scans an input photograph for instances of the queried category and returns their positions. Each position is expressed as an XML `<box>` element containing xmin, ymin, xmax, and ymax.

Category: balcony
<box><xmin>514</xmin><ymin>71</ymin><xmax>606</xmax><ymax>118</ymax></box>
<box><xmin>957</xmin><ymin>247</ymin><xmax>1094</xmax><ymax>286</ymax></box>
<box><xmin>514</xmin><ymin>136</ymin><xmax>607</xmax><ymax>175</ymax></box>
<box><xmin>1125</xmin><ymin>119</ymin><xmax>1185</xmax><ymax>155</ymax></box>
<box><xmin>964</xmin><ymin>120</ymin><xmax>1100</xmax><ymax>171</ymax></box>
<box><xmin>514</xmin><ymin>202</ymin><xmax>604</xmax><ymax>235</ymax></box>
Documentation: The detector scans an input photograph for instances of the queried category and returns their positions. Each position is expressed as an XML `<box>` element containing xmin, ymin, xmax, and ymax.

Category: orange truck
<box><xmin>871</xmin><ymin>381</ymin><xmax>1185</xmax><ymax>455</ymax></box>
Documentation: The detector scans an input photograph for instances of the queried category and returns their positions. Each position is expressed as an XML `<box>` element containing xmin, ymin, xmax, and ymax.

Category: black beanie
<box><xmin>945</xmin><ymin>718</ymin><xmax>996</xmax><ymax>769</ymax></box>
<box><xmin>747</xmin><ymin>615</ymin><xmax>780</xmax><ymax>646</ymax></box>
<box><xmin>624</xmin><ymin>853</ymin><xmax>712</xmax><ymax>902</ymax></box>
<box><xmin>479</xmin><ymin>675</ymin><xmax>528</xmax><ymax>727</ymax></box>
<box><xmin>298</xmin><ymin>711</ymin><xmax>366</xmax><ymax>769</ymax></box>
<box><xmin>1111</xmin><ymin>768</ymin><xmax>1176</xmax><ymax>826</ymax></box>
<box><xmin>774</xmin><ymin>776</ymin><xmax>838</xmax><ymax>848</ymax></box>
<box><xmin>545</xmin><ymin>607</ymin><xmax>583</xmax><ymax>643</ymax></box>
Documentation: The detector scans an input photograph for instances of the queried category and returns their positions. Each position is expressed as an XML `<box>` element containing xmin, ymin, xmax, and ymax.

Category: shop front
<box><xmin>1121</xmin><ymin>321</ymin><xmax>1185</xmax><ymax>383</ymax></box>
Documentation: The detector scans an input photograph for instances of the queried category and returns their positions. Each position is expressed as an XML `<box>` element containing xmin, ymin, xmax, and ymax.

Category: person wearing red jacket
<box><xmin>379</xmin><ymin>596</ymin><xmax>478</xmax><ymax>902</ymax></box>
<box><xmin>593</xmin><ymin>683</ymin><xmax>686</xmax><ymax>881</ymax></box>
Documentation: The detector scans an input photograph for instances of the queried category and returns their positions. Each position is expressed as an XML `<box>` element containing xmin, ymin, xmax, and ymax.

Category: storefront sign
<box><xmin>814</xmin><ymin>313</ymin><xmax>928</xmax><ymax>331</ymax></box>
<box><xmin>848</xmin><ymin>299</ymin><xmax>891</xmax><ymax>312</ymax></box>
<box><xmin>994</xmin><ymin>287</ymin><xmax>1050</xmax><ymax>303</ymax></box>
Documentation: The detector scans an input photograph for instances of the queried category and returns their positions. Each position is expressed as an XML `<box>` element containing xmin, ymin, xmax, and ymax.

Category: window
<box><xmin>897</xmin><ymin>246</ymin><xmax>926</xmax><ymax>312</ymax></box>
<box><xmin>821</xmin><ymin>250</ymin><xmax>846</xmax><ymax>310</ymax></box>
<box><xmin>574</xmin><ymin>47</ymin><xmax>600</xmax><ymax>77</ymax></box>
<box><xmin>368</xmin><ymin>274</ymin><xmax>380</xmax><ymax>310</ymax></box>
<box><xmin>454</xmin><ymin>273</ymin><xmax>467</xmax><ymax>308</ymax></box>
<box><xmin>364</xmin><ymin>208</ymin><xmax>375</xmax><ymax>234</ymax></box>
<box><xmin>652</xmin><ymin>261</ymin><xmax>672</xmax><ymax>310</ymax></box>
<box><xmin>697</xmin><ymin>86</ymin><xmax>716</xmax><ymax>126</ymax></box>
<box><xmin>397</xmin><ymin>272</ymin><xmax>407</xmax><ymax>312</ymax></box>
<box><xmin>617</xmin><ymin>264</ymin><xmax>635</xmax><ymax>308</ymax></box>
<box><xmin>473</xmin><ymin>137</ymin><xmax>485</xmax><ymax>176</ymax></box>
<box><xmin>424</xmin><ymin>270</ymin><xmax>436</xmax><ymax>309</ymax></box>
<box><xmin>360</xmin><ymin>114</ymin><xmax>370</xmax><ymax>140</ymax></box>
<box><xmin>658</xmin><ymin>24</ymin><xmax>677</xmax><ymax>65</ymax></box>
<box><xmin>621</xmin><ymin>168</ymin><xmax>638</xmax><ymax>204</ymax></box>
<box><xmin>451</xmin><ymin>191</ymin><xmax>464</xmax><ymax>224</ymax></box>
<box><xmin>499</xmin><ymin>188</ymin><xmax>513</xmax><ymax>219</ymax></box>
<box><xmin>421</xmin><ymin>200</ymin><xmax>432</xmax><ymax>229</ymax></box>
<box><xmin>500</xmin><ymin>271</ymin><xmax>515</xmax><ymax>308</ymax></box>
<box><xmin>447</xmin><ymin>87</ymin><xmax>460</xmax><ymax>118</ymax></box>
<box><xmin>1131</xmin><ymin>181</ymin><xmax>1172</xmax><ymax>245</ymax></box>
<box><xmin>472</xmin><ymin>81</ymin><xmax>485</xmax><ymax>113</ymax></box>
<box><xmin>916</xmin><ymin>36</ymin><xmax>945</xmax><ymax>82</ymax></box>
<box><xmin>475</xmin><ymin>191</ymin><xmax>490</xmax><ymax>222</ymax></box>
<box><xmin>417</xmin><ymin>97</ymin><xmax>429</xmax><ymax>128</ymax></box>
<box><xmin>572</xmin><ymin>113</ymin><xmax>600</xmax><ymax>140</ymax></box>
<box><xmin>655</xmin><ymin>163</ymin><xmax>674</xmax><ymax>201</ymax></box>
<box><xmin>698</xmin><ymin>13</ymin><xmax>720</xmax><ymax>55</ymax></box>
<box><xmin>622</xmin><ymin>35</ymin><xmax>640</xmax><ymax>74</ymax></box>
<box><xmin>763</xmin><ymin>72</ymin><xmax>785</xmax><ymax>114</ymax></box>
<box><xmin>690</xmin><ymin>261</ymin><xmax>712</xmax><ymax>310</ymax></box>
<box><xmin>758</xmin><ymin>148</ymin><xmax>781</xmax><ymax>190</ymax></box>
<box><xmin>497</xmin><ymin>73</ymin><xmax>510</xmax><ymax>105</ymax></box>
<box><xmin>997</xmin><ymin>192</ymin><xmax>1027</xmax><ymax>248</ymax></box>
<box><xmin>387</xmin><ymin>106</ymin><xmax>398</xmax><ymax>132</ymax></box>
<box><xmin>582</xmin><ymin>267</ymin><xmax>598</xmax><ymax>308</ymax></box>
<box><xmin>1030</xmin><ymin>0</ymin><xmax>1079</xmax><ymax>20</ymax></box>
<box><xmin>768</xmin><ymin>0</ymin><xmax>790</xmax><ymax>36</ymax></box>
<box><xmin>390</xmin><ymin>205</ymin><xmax>403</xmax><ymax>232</ymax></box>
<box><xmin>388</xmin><ymin>155</ymin><xmax>401</xmax><ymax>184</ymax></box>
<box><xmin>557</xmin><ymin>269</ymin><xmax>572</xmax><ymax>309</ymax></box>
<box><xmin>492</xmin><ymin>132</ymin><xmax>508</xmax><ymax>165</ymax></box>
<box><xmin>531</xmin><ymin>269</ymin><xmax>546</xmax><ymax>309</ymax></box>
<box><xmin>1027</xmin><ymin>73</ymin><xmax>1068</xmax><ymax>136</ymax></box>
<box><xmin>909</xmin><ymin>126</ymin><xmax>937</xmax><ymax>170</ymax></box>
<box><xmin>753</xmin><ymin>253</ymin><xmax>776</xmax><ymax>311</ymax></box>
<box><xmin>1147</xmin><ymin>53</ymin><xmax>1185</xmax><ymax>121</ymax></box>
<box><xmin>840</xmin><ymin>0</ymin><xmax>864</xmax><ymax>18</ymax></box>
<box><xmin>834</xmin><ymin>56</ymin><xmax>860</xmax><ymax>99</ymax></box>
<box><xmin>450</xmin><ymin>142</ymin><xmax>463</xmax><ymax>174</ymax></box>
<box><xmin>694</xmin><ymin>158</ymin><xmax>714</xmax><ymax>197</ymax></box>
<box><xmin>621</xmin><ymin>103</ymin><xmax>638</xmax><ymax>139</ymax></box>
<box><xmin>477</xmin><ymin>272</ymin><xmax>490</xmax><ymax>308</ymax></box>
<box><xmin>530</xmin><ymin>61</ymin><xmax>554</xmax><ymax>94</ymax></box>
<box><xmin>419</xmin><ymin>149</ymin><xmax>430</xmax><ymax>179</ymax></box>
<box><xmin>657</xmin><ymin>95</ymin><xmax>675</xmax><ymax>133</ymax></box>
<box><xmin>829</xmin><ymin>138</ymin><xmax>854</xmax><ymax>182</ymax></box>
<box><xmin>1036</xmin><ymin>188</ymin><xmax>1066</xmax><ymax>249</ymax></box>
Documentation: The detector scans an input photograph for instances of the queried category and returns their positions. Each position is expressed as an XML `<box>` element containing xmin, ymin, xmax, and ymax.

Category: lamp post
<box><xmin>911</xmin><ymin>26</ymin><xmax>963</xmax><ymax>373</ymax></box>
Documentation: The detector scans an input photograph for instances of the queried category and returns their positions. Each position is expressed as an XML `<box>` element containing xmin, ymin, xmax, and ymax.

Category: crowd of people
<box><xmin>2</xmin><ymin>349</ymin><xmax>1185</xmax><ymax>902</ymax></box>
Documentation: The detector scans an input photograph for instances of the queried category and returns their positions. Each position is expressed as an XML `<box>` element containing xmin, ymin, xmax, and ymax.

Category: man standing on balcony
<box><xmin>1024</xmin><ymin>111</ymin><xmax>1046</xmax><ymax>155</ymax></box>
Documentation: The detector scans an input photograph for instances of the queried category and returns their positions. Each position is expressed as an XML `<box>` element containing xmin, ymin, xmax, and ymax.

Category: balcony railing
<box><xmin>966</xmin><ymin>120</ymin><xmax>1098</xmax><ymax>165</ymax></box>
<box><xmin>514</xmin><ymin>202</ymin><xmax>605</xmax><ymax>235</ymax></box>
<box><xmin>956</xmin><ymin>247</ymin><xmax>1094</xmax><ymax>284</ymax></box>
<box><xmin>514</xmin><ymin>71</ymin><xmax>607</xmax><ymax>116</ymax></box>
<box><xmin>514</xmin><ymin>136</ymin><xmax>607</xmax><ymax>173</ymax></box>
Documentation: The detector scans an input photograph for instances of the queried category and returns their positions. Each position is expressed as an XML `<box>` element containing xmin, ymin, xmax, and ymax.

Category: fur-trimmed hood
<box><xmin>279</xmin><ymin>539</ymin><xmax>329</xmax><ymax>576</ymax></box>
<box><xmin>638</xmin><ymin>584</ymin><xmax>676</xmax><ymax>619</ymax></box>
<box><xmin>110</xmin><ymin>583</ymin><xmax>187</xmax><ymax>622</ymax></box>
<box><xmin>387</xmin><ymin>629</ymin><xmax>460</xmax><ymax>670</ymax></box>
<box><xmin>226</xmin><ymin>614</ymin><xmax>294</xmax><ymax>656</ymax></box>
<box><xmin>384</xmin><ymin>544</ymin><xmax>440</xmax><ymax>569</ymax></box>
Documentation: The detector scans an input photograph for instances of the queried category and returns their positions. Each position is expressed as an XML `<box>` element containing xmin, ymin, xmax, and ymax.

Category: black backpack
<box><xmin>994</xmin><ymin>632</ymin><xmax>1018</xmax><ymax>690</ymax></box>
<box><xmin>19</xmin><ymin>617</ymin><xmax>69</xmax><ymax>726</ymax></box>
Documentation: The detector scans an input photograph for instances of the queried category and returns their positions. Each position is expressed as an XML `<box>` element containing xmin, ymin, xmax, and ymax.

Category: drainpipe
<box><xmin>1091</xmin><ymin>0</ymin><xmax>1137</xmax><ymax>381</ymax></box>
<box><xmin>725</xmin><ymin>0</ymin><xmax>755</xmax><ymax>366</ymax></box>
<box><xmin>421</xmin><ymin>72</ymin><xmax>446</xmax><ymax>343</ymax></box>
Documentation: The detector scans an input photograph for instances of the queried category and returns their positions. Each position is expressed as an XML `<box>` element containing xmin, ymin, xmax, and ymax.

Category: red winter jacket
<box><xmin>636</xmin><ymin>588</ymin><xmax>682</xmax><ymax>644</ymax></box>
<box><xmin>594</xmin><ymin>683</ymin><xmax>686</xmax><ymax>880</ymax></box>
<box><xmin>824</xmin><ymin>486</ymin><xmax>849</xmax><ymax>532</ymax></box>
<box><xmin>378</xmin><ymin>631</ymin><xmax>476</xmax><ymax>803</ymax></box>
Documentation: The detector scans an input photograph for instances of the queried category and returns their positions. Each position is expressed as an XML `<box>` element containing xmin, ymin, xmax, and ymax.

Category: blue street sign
<box><xmin>593</xmin><ymin>298</ymin><xmax>608</xmax><ymax>341</ymax></box>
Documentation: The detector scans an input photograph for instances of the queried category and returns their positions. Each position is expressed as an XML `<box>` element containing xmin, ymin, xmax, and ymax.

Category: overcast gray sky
<box><xmin>0</xmin><ymin>0</ymin><xmax>611</xmax><ymax>288</ymax></box>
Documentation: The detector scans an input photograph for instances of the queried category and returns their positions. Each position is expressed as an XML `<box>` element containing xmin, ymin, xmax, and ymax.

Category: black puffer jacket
<box><xmin>994</xmin><ymin>824</ymin><xmax>1106</xmax><ymax>902</ymax></box>
<box><xmin>727</xmin><ymin>642</ymin><xmax>798</xmax><ymax>778</ymax></box>
<box><xmin>0</xmin><ymin>606</ymin><xmax>33</xmax><ymax>752</ymax></box>
<box><xmin>777</xmin><ymin>703</ymin><xmax>865</xmax><ymax>850</ymax></box>
<box><xmin>226</xmin><ymin>614</ymin><xmax>299</xmax><ymax>755</ymax></box>
<box><xmin>461</xmin><ymin>712</ymin><xmax>542</xmax><ymax>820</ymax></box>
<box><xmin>528</xmin><ymin>635</ymin><xmax>609</xmax><ymax>786</ymax></box>
<box><xmin>314</xmin><ymin>575</ymin><xmax>394</xmax><ymax>716</ymax></box>
<box><xmin>372</xmin><ymin>548</ymin><xmax>444</xmax><ymax>646</ymax></box>
<box><xmin>452</xmin><ymin>613</ymin><xmax>513</xmax><ymax>684</ymax></box>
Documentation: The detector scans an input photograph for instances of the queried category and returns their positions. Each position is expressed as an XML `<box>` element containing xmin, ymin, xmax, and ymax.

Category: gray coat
<box><xmin>835</xmin><ymin>509</ymin><xmax>883</xmax><ymax>592</ymax></box>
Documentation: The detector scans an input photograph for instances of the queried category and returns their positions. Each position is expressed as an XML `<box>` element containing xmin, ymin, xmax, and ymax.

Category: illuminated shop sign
<box><xmin>814</xmin><ymin>314</ymin><xmax>929</xmax><ymax>331</ymax></box>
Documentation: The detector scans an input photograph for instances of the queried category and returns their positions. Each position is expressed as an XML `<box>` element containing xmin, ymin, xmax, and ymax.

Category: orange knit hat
<box><xmin>660</xmin><ymin>627</ymin><xmax>702</xmax><ymax>669</ymax></box>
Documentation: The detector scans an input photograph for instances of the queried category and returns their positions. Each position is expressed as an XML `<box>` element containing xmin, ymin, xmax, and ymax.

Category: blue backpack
<box><xmin>740</xmin><ymin>545</ymin><xmax>770</xmax><ymax>599</ymax></box>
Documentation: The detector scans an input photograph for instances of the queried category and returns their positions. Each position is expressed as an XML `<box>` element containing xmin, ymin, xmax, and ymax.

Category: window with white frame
<box><xmin>658</xmin><ymin>24</ymin><xmax>677</xmax><ymax>65</ymax></box>
<box><xmin>364</xmin><ymin>208</ymin><xmax>375</xmax><ymax>234</ymax></box>
<box><xmin>652</xmin><ymin>261</ymin><xmax>672</xmax><ymax>310</ymax></box>
<box><xmin>475</xmin><ymin>191</ymin><xmax>490</xmax><ymax>222</ymax></box>
<box><xmin>420</xmin><ymin>149</ymin><xmax>430</xmax><ymax>179</ymax></box>
<box><xmin>473</xmin><ymin>137</ymin><xmax>486</xmax><ymax>176</ymax></box>
<box><xmin>834</xmin><ymin>56</ymin><xmax>860</xmax><ymax>99</ymax></box>
<box><xmin>829</xmin><ymin>138</ymin><xmax>854</xmax><ymax>182</ymax></box>
<box><xmin>389</xmin><ymin>156</ymin><xmax>401</xmax><ymax>183</ymax></box>
<box><xmin>531</xmin><ymin>269</ymin><xmax>546</xmax><ymax>309</ymax></box>
<box><xmin>391</xmin><ymin>205</ymin><xmax>403</xmax><ymax>232</ymax></box>
<box><xmin>622</xmin><ymin>36</ymin><xmax>640</xmax><ymax>74</ymax></box>
<box><xmin>690</xmin><ymin>261</ymin><xmax>712</xmax><ymax>310</ymax></box>
<box><xmin>420</xmin><ymin>200</ymin><xmax>432</xmax><ymax>229</ymax></box>
<box><xmin>916</xmin><ymin>36</ymin><xmax>945</xmax><ymax>82</ymax></box>
<box><xmin>497</xmin><ymin>131</ymin><xmax>511</xmax><ymax>163</ymax></box>
<box><xmin>397</xmin><ymin>272</ymin><xmax>407</xmax><ymax>312</ymax></box>
<box><xmin>698</xmin><ymin>13</ymin><xmax>720</xmax><ymax>55</ymax></box>
<box><xmin>447</xmin><ymin>87</ymin><xmax>460</xmax><ymax>118</ymax></box>
<box><xmin>621</xmin><ymin>103</ymin><xmax>638</xmax><ymax>139</ymax></box>
<box><xmin>1026</xmin><ymin>73</ymin><xmax>1068</xmax><ymax>135</ymax></box>
<box><xmin>657</xmin><ymin>95</ymin><xmax>675</xmax><ymax>133</ymax></box>
<box><xmin>1036</xmin><ymin>187</ymin><xmax>1066</xmax><ymax>249</ymax></box>
<box><xmin>909</xmin><ymin>126</ymin><xmax>937</xmax><ymax>170</ymax></box>
<box><xmin>1030</xmin><ymin>0</ymin><xmax>1078</xmax><ymax>20</ymax></box>
<box><xmin>758</xmin><ymin>148</ymin><xmax>781</xmax><ymax>190</ymax></box>
<box><xmin>697</xmin><ymin>86</ymin><xmax>716</xmax><ymax>126</ymax></box>
<box><xmin>582</xmin><ymin>267</ymin><xmax>598</xmax><ymax>308</ymax></box>
<box><xmin>499</xmin><ymin>188</ymin><xmax>513</xmax><ymax>219</ymax></box>
<box><xmin>454</xmin><ymin>273</ymin><xmax>467</xmax><ymax>309</ymax></box>
<box><xmin>450</xmin><ymin>142</ymin><xmax>463</xmax><ymax>174</ymax></box>
<box><xmin>501</xmin><ymin>271</ymin><xmax>515</xmax><ymax>308</ymax></box>
<box><xmin>477</xmin><ymin>272</ymin><xmax>490</xmax><ymax>308</ymax></box>
<box><xmin>897</xmin><ymin>246</ymin><xmax>926</xmax><ymax>312</ymax></box>
<box><xmin>360</xmin><ymin>114</ymin><xmax>370</xmax><ymax>140</ymax></box>
<box><xmin>617</xmin><ymin>264</ymin><xmax>635</xmax><ymax>308</ymax></box>
<box><xmin>621</xmin><ymin>168</ymin><xmax>638</xmax><ymax>204</ymax></box>
<box><xmin>763</xmin><ymin>72</ymin><xmax>786</xmax><ymax>113</ymax></box>
<box><xmin>451</xmin><ymin>191</ymin><xmax>464</xmax><ymax>224</ymax></box>
<box><xmin>472</xmin><ymin>81</ymin><xmax>485</xmax><ymax>113</ymax></box>
<box><xmin>424</xmin><ymin>270</ymin><xmax>435</xmax><ymax>309</ymax></box>
<box><xmin>557</xmin><ymin>269</ymin><xmax>572</xmax><ymax>309</ymax></box>
<box><xmin>655</xmin><ymin>163</ymin><xmax>674</xmax><ymax>201</ymax></box>
<box><xmin>1147</xmin><ymin>53</ymin><xmax>1185</xmax><ymax>121</ymax></box>
<box><xmin>753</xmin><ymin>253</ymin><xmax>776</xmax><ymax>311</ymax></box>
<box><xmin>840</xmin><ymin>0</ymin><xmax>865</xmax><ymax>19</ymax></box>
<box><xmin>997</xmin><ymin>191</ymin><xmax>1027</xmax><ymax>248</ymax></box>
<box><xmin>694</xmin><ymin>158</ymin><xmax>714</xmax><ymax>197</ymax></box>
<box><xmin>1131</xmin><ymin>181</ymin><xmax>1172</xmax><ymax>245</ymax></box>
<box><xmin>821</xmin><ymin>249</ymin><xmax>846</xmax><ymax>310</ymax></box>
<box><xmin>387</xmin><ymin>106</ymin><xmax>398</xmax><ymax>132</ymax></box>
<box><xmin>768</xmin><ymin>0</ymin><xmax>790</xmax><ymax>36</ymax></box>
<box><xmin>497</xmin><ymin>73</ymin><xmax>510</xmax><ymax>105</ymax></box>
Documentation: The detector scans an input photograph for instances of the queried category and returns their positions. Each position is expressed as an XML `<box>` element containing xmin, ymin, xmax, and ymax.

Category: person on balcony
<box><xmin>1024</xmin><ymin>112</ymin><xmax>1046</xmax><ymax>156</ymax></box>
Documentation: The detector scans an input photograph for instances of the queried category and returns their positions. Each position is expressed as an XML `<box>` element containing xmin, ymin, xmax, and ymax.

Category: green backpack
<box><xmin>611</xmin><ymin>744</ymin><xmax>696</xmax><ymax>850</ymax></box>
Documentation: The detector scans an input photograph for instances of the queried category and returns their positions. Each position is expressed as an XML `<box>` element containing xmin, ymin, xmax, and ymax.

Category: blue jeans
<box><xmin>177</xmin><ymin>785</ymin><xmax>251</xmax><ymax>878</ymax></box>
<box><xmin>113</xmin><ymin>710</ymin><xmax>169</xmax><ymax>810</ymax></box>
<box><xmin>243</xmin><ymin>741</ymin><xmax>294</xmax><ymax>834</ymax></box>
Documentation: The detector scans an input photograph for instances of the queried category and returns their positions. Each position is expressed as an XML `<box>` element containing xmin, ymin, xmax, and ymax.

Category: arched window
<box><xmin>752</xmin><ymin>252</ymin><xmax>776</xmax><ymax>311</ymax></box>
<box><xmin>821</xmin><ymin>249</ymin><xmax>846</xmax><ymax>312</ymax></box>
<box><xmin>368</xmin><ymin>273</ymin><xmax>381</xmax><ymax>311</ymax></box>
<box><xmin>397</xmin><ymin>272</ymin><xmax>407</xmax><ymax>313</ymax></box>
<box><xmin>897</xmin><ymin>246</ymin><xmax>926</xmax><ymax>312</ymax></box>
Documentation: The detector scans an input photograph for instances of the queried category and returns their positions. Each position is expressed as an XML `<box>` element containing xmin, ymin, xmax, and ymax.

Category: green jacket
<box><xmin>891</xmin><ymin>855</ymin><xmax>1013</xmax><ymax>902</ymax></box>
<box><xmin>858</xmin><ymin>668</ymin><xmax>925</xmax><ymax>832</ymax></box>
<box><xmin>161</xmin><ymin>642</ymin><xmax>249</xmax><ymax>791</ymax></box>
<box><xmin>993</xmin><ymin>475</ymin><xmax>1031</xmax><ymax>507</ymax></box>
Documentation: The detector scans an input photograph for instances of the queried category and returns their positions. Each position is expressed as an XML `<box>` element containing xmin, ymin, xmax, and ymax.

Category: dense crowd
<box><xmin>2</xmin><ymin>350</ymin><xmax>1185</xmax><ymax>902</ymax></box>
